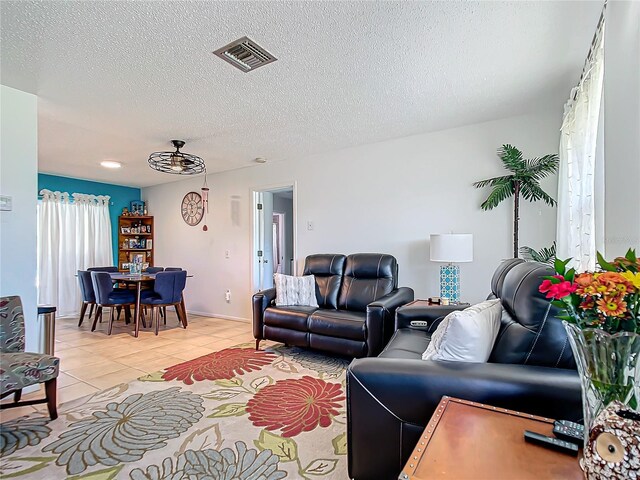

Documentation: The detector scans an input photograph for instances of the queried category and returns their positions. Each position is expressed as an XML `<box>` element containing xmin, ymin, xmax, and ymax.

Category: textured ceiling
<box><xmin>1</xmin><ymin>1</ymin><xmax>601</xmax><ymax>187</ymax></box>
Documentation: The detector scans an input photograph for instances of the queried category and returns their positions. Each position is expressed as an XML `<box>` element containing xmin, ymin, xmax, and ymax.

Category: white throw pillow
<box><xmin>422</xmin><ymin>299</ymin><xmax>502</xmax><ymax>363</ymax></box>
<box><xmin>274</xmin><ymin>273</ymin><xmax>319</xmax><ymax>307</ymax></box>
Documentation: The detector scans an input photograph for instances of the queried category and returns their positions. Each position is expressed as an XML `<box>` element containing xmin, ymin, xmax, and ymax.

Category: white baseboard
<box><xmin>186</xmin><ymin>310</ymin><xmax>250</xmax><ymax>323</ymax></box>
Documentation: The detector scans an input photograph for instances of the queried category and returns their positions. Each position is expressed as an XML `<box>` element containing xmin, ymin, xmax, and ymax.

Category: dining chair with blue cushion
<box><xmin>0</xmin><ymin>296</ymin><xmax>60</xmax><ymax>420</ymax></box>
<box><xmin>90</xmin><ymin>271</ymin><xmax>136</xmax><ymax>335</ymax></box>
<box><xmin>159</xmin><ymin>266</ymin><xmax>183</xmax><ymax>320</ymax></box>
<box><xmin>141</xmin><ymin>271</ymin><xmax>187</xmax><ymax>335</ymax></box>
<box><xmin>77</xmin><ymin>270</ymin><xmax>97</xmax><ymax>327</ymax></box>
<box><xmin>145</xmin><ymin>266</ymin><xmax>164</xmax><ymax>274</ymax></box>
<box><xmin>141</xmin><ymin>267</ymin><xmax>164</xmax><ymax>318</ymax></box>
<box><xmin>87</xmin><ymin>266</ymin><xmax>119</xmax><ymax>272</ymax></box>
<box><xmin>154</xmin><ymin>268</ymin><xmax>182</xmax><ymax>320</ymax></box>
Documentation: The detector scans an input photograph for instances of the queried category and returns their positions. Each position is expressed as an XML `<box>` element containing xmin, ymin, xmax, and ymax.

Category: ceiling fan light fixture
<box><xmin>170</xmin><ymin>153</ymin><xmax>185</xmax><ymax>172</ymax></box>
<box><xmin>148</xmin><ymin>140</ymin><xmax>205</xmax><ymax>175</ymax></box>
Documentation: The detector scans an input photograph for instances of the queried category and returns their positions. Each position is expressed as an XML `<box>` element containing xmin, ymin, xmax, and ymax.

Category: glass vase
<box><xmin>564</xmin><ymin>322</ymin><xmax>640</xmax><ymax>444</ymax></box>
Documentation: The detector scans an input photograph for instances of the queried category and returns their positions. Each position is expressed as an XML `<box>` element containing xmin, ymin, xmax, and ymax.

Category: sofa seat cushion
<box><xmin>264</xmin><ymin>306</ymin><xmax>317</xmax><ymax>332</ymax></box>
<box><xmin>0</xmin><ymin>352</ymin><xmax>60</xmax><ymax>393</ymax></box>
<box><xmin>308</xmin><ymin>310</ymin><xmax>366</xmax><ymax>341</ymax></box>
<box><xmin>379</xmin><ymin>328</ymin><xmax>431</xmax><ymax>359</ymax></box>
<box><xmin>107</xmin><ymin>290</ymin><xmax>136</xmax><ymax>304</ymax></box>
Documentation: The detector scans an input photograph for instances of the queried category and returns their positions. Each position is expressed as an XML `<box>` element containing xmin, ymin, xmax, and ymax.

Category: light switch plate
<box><xmin>0</xmin><ymin>195</ymin><xmax>12</xmax><ymax>211</ymax></box>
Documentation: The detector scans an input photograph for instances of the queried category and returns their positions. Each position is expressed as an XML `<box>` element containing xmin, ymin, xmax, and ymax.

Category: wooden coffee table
<box><xmin>399</xmin><ymin>396</ymin><xmax>583</xmax><ymax>480</ymax></box>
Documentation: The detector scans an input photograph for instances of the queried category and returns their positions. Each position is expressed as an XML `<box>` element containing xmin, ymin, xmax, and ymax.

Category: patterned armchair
<box><xmin>0</xmin><ymin>296</ymin><xmax>60</xmax><ymax>420</ymax></box>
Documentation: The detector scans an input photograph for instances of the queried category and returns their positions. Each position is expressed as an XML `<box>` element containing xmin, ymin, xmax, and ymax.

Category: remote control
<box><xmin>410</xmin><ymin>320</ymin><xmax>429</xmax><ymax>327</ymax></box>
<box><xmin>556</xmin><ymin>419</ymin><xmax>585</xmax><ymax>431</ymax></box>
<box><xmin>553</xmin><ymin>420</ymin><xmax>584</xmax><ymax>444</ymax></box>
<box><xmin>524</xmin><ymin>430</ymin><xmax>579</xmax><ymax>456</ymax></box>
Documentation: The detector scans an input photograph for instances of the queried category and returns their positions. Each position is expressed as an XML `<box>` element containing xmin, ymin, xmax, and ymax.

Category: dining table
<box><xmin>109</xmin><ymin>272</ymin><xmax>189</xmax><ymax>337</ymax></box>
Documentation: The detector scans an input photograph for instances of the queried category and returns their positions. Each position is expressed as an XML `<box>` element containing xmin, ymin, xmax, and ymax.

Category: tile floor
<box><xmin>0</xmin><ymin>308</ymin><xmax>257</xmax><ymax>422</ymax></box>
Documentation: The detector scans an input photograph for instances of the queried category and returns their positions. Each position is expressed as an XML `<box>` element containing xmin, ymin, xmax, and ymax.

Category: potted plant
<box><xmin>473</xmin><ymin>145</ymin><xmax>558</xmax><ymax>258</ymax></box>
<box><xmin>520</xmin><ymin>242</ymin><xmax>556</xmax><ymax>265</ymax></box>
<box><xmin>539</xmin><ymin>249</ymin><xmax>639</xmax><ymax>441</ymax></box>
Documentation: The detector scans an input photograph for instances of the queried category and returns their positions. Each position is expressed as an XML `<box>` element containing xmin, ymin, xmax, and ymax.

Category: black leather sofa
<box><xmin>346</xmin><ymin>259</ymin><xmax>582</xmax><ymax>480</ymax></box>
<box><xmin>252</xmin><ymin>253</ymin><xmax>414</xmax><ymax>358</ymax></box>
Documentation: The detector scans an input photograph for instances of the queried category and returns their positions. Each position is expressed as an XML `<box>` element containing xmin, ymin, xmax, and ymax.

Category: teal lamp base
<box><xmin>439</xmin><ymin>264</ymin><xmax>461</xmax><ymax>303</ymax></box>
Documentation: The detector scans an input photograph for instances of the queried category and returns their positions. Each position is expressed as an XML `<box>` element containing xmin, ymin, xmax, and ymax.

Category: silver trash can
<box><xmin>37</xmin><ymin>305</ymin><xmax>56</xmax><ymax>355</ymax></box>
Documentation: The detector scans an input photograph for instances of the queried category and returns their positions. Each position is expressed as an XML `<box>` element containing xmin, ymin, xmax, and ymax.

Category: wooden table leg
<box><xmin>134</xmin><ymin>283</ymin><xmax>142</xmax><ymax>337</ymax></box>
<box><xmin>179</xmin><ymin>294</ymin><xmax>188</xmax><ymax>328</ymax></box>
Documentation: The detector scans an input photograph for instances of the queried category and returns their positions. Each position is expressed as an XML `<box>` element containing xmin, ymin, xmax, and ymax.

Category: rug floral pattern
<box><xmin>0</xmin><ymin>345</ymin><xmax>350</xmax><ymax>479</ymax></box>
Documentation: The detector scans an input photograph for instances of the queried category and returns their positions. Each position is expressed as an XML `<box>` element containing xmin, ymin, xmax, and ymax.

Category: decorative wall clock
<box><xmin>181</xmin><ymin>191</ymin><xmax>204</xmax><ymax>226</ymax></box>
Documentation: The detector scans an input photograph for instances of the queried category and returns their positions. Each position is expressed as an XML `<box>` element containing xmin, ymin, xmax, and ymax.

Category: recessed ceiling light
<box><xmin>101</xmin><ymin>160</ymin><xmax>122</xmax><ymax>169</ymax></box>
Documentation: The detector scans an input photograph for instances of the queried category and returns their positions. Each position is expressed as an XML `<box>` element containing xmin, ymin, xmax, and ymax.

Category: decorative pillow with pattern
<box><xmin>422</xmin><ymin>299</ymin><xmax>502</xmax><ymax>362</ymax></box>
<box><xmin>274</xmin><ymin>274</ymin><xmax>319</xmax><ymax>307</ymax></box>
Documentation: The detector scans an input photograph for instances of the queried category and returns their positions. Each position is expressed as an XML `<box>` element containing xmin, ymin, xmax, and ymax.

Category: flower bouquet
<box><xmin>539</xmin><ymin>248</ymin><xmax>640</xmax><ymax>439</ymax></box>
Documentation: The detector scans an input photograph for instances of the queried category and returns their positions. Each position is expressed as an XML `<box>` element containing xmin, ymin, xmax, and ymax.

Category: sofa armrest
<box><xmin>252</xmin><ymin>288</ymin><xmax>276</xmax><ymax>340</ymax></box>
<box><xmin>347</xmin><ymin>358</ymin><xmax>581</xmax><ymax>480</ymax></box>
<box><xmin>348</xmin><ymin>358</ymin><xmax>582</xmax><ymax>424</ymax></box>
<box><xmin>365</xmin><ymin>287</ymin><xmax>414</xmax><ymax>356</ymax></box>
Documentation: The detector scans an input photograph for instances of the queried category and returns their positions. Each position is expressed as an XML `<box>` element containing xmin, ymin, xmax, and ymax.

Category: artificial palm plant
<box><xmin>520</xmin><ymin>242</ymin><xmax>557</xmax><ymax>265</ymax></box>
<box><xmin>473</xmin><ymin>145</ymin><xmax>558</xmax><ymax>258</ymax></box>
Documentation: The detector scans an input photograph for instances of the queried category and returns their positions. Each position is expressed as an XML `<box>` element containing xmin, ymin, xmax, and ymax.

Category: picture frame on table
<box><xmin>121</xmin><ymin>262</ymin><xmax>130</xmax><ymax>270</ymax></box>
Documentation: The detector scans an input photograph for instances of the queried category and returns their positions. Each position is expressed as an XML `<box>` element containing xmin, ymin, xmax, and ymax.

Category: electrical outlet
<box><xmin>225</xmin><ymin>289</ymin><xmax>231</xmax><ymax>302</ymax></box>
<box><xmin>225</xmin><ymin>250</ymin><xmax>230</xmax><ymax>258</ymax></box>
<box><xmin>307</xmin><ymin>221</ymin><xmax>314</xmax><ymax>231</ymax></box>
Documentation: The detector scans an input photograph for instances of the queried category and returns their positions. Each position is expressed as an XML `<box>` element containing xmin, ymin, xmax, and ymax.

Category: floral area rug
<box><xmin>0</xmin><ymin>344</ymin><xmax>352</xmax><ymax>479</ymax></box>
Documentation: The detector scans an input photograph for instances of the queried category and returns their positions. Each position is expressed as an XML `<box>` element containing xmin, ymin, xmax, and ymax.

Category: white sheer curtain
<box><xmin>37</xmin><ymin>189</ymin><xmax>113</xmax><ymax>316</ymax></box>
<box><xmin>556</xmin><ymin>11</ymin><xmax>606</xmax><ymax>272</ymax></box>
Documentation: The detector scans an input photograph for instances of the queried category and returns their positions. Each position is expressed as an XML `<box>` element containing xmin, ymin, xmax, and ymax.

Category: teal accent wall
<box><xmin>38</xmin><ymin>174</ymin><xmax>141</xmax><ymax>262</ymax></box>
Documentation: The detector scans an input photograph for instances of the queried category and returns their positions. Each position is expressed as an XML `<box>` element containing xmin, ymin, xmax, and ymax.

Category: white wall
<box><xmin>604</xmin><ymin>0</ymin><xmax>640</xmax><ymax>256</ymax></box>
<box><xmin>143</xmin><ymin>111</ymin><xmax>561</xmax><ymax>321</ymax></box>
<box><xmin>0</xmin><ymin>85</ymin><xmax>39</xmax><ymax>350</ymax></box>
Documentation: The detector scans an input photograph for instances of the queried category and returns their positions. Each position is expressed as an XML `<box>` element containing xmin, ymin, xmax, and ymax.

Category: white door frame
<box><xmin>250</xmin><ymin>181</ymin><xmax>297</xmax><ymax>293</ymax></box>
<box><xmin>272</xmin><ymin>212</ymin><xmax>285</xmax><ymax>273</ymax></box>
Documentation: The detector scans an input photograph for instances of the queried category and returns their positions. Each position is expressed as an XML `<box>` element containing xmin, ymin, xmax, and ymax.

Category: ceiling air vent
<box><xmin>213</xmin><ymin>36</ymin><xmax>277</xmax><ymax>73</ymax></box>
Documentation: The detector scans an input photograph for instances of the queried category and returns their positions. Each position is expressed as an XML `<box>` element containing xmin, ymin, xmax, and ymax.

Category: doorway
<box><xmin>252</xmin><ymin>184</ymin><xmax>295</xmax><ymax>292</ymax></box>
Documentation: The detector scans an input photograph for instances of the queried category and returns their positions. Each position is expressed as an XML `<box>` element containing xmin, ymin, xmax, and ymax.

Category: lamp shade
<box><xmin>430</xmin><ymin>234</ymin><xmax>473</xmax><ymax>263</ymax></box>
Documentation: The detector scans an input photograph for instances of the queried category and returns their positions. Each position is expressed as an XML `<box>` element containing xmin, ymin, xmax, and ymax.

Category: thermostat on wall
<box><xmin>0</xmin><ymin>195</ymin><xmax>12</xmax><ymax>211</ymax></box>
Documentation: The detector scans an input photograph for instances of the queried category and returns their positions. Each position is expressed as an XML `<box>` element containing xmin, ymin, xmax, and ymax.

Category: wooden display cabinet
<box><xmin>118</xmin><ymin>215</ymin><xmax>154</xmax><ymax>272</ymax></box>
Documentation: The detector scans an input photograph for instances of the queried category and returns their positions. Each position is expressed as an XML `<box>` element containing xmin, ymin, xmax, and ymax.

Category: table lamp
<box><xmin>430</xmin><ymin>233</ymin><xmax>473</xmax><ymax>303</ymax></box>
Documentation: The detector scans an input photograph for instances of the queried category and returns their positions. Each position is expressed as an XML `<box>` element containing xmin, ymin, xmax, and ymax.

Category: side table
<box><xmin>396</xmin><ymin>300</ymin><xmax>470</xmax><ymax>330</ymax></box>
<box><xmin>399</xmin><ymin>396</ymin><xmax>583</xmax><ymax>480</ymax></box>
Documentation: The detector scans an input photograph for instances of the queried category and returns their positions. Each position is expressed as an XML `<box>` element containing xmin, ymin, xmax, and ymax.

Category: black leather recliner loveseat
<box><xmin>252</xmin><ymin>253</ymin><xmax>414</xmax><ymax>358</ymax></box>
<box><xmin>346</xmin><ymin>259</ymin><xmax>582</xmax><ymax>480</ymax></box>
